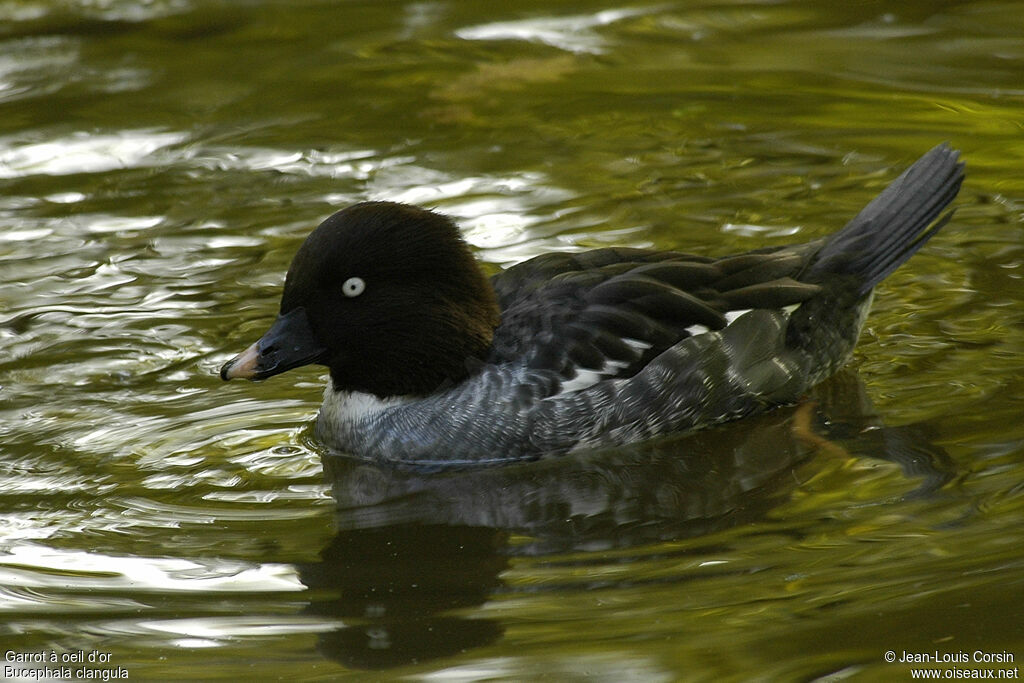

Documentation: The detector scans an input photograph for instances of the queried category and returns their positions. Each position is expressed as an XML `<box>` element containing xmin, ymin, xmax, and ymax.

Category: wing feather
<box><xmin>488</xmin><ymin>245</ymin><xmax>823</xmax><ymax>397</ymax></box>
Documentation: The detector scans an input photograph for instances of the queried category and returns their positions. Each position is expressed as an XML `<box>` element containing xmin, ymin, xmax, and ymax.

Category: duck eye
<box><xmin>342</xmin><ymin>276</ymin><xmax>365</xmax><ymax>298</ymax></box>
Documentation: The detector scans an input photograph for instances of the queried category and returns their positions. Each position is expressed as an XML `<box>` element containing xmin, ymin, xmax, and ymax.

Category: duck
<box><xmin>221</xmin><ymin>143</ymin><xmax>964</xmax><ymax>466</ymax></box>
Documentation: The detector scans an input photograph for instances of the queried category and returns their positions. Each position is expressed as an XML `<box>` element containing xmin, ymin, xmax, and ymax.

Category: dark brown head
<box><xmin>221</xmin><ymin>201</ymin><xmax>500</xmax><ymax>397</ymax></box>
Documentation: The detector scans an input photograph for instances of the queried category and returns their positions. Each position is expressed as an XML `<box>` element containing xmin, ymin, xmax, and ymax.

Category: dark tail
<box><xmin>807</xmin><ymin>143</ymin><xmax>965</xmax><ymax>294</ymax></box>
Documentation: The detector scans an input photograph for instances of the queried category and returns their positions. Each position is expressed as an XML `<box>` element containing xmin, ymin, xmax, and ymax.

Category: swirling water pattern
<box><xmin>1</xmin><ymin>1</ymin><xmax>1022</xmax><ymax>680</ymax></box>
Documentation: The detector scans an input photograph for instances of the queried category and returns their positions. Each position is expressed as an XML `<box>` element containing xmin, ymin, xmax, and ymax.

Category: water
<box><xmin>1</xmin><ymin>1</ymin><xmax>1023</xmax><ymax>680</ymax></box>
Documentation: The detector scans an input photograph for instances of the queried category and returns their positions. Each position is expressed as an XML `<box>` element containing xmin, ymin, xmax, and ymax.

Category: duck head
<box><xmin>220</xmin><ymin>201</ymin><xmax>500</xmax><ymax>397</ymax></box>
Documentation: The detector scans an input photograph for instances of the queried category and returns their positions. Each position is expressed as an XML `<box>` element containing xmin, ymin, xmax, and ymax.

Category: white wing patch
<box><xmin>722</xmin><ymin>303</ymin><xmax>801</xmax><ymax>328</ymax></box>
<box><xmin>724</xmin><ymin>308</ymin><xmax>753</xmax><ymax>325</ymax></box>
<box><xmin>688</xmin><ymin>308</ymin><xmax>760</xmax><ymax>338</ymax></box>
<box><xmin>556</xmin><ymin>337</ymin><xmax>652</xmax><ymax>395</ymax></box>
<box><xmin>548</xmin><ymin>300</ymin><xmax>807</xmax><ymax>399</ymax></box>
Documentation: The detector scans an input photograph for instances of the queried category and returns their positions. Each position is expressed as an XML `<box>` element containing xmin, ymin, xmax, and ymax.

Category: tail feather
<box><xmin>808</xmin><ymin>143</ymin><xmax>965</xmax><ymax>294</ymax></box>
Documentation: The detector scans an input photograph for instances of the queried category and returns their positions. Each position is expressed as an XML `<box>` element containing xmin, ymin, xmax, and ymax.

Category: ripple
<box><xmin>421</xmin><ymin>654</ymin><xmax>672</xmax><ymax>682</ymax></box>
<box><xmin>362</xmin><ymin>163</ymin><xmax>578</xmax><ymax>264</ymax></box>
<box><xmin>182</xmin><ymin>144</ymin><xmax>403</xmax><ymax>179</ymax></box>
<box><xmin>0</xmin><ymin>0</ymin><xmax>195</xmax><ymax>24</ymax></box>
<box><xmin>0</xmin><ymin>129</ymin><xmax>187</xmax><ymax>178</ymax></box>
<box><xmin>0</xmin><ymin>543</ymin><xmax>303</xmax><ymax>594</ymax></box>
<box><xmin>0</xmin><ymin>36</ymin><xmax>78</xmax><ymax>102</ymax></box>
<box><xmin>136</xmin><ymin>615</ymin><xmax>339</xmax><ymax>641</ymax></box>
<box><xmin>456</xmin><ymin>8</ymin><xmax>653</xmax><ymax>54</ymax></box>
<box><xmin>0</xmin><ymin>0</ymin><xmax>1020</xmax><ymax>677</ymax></box>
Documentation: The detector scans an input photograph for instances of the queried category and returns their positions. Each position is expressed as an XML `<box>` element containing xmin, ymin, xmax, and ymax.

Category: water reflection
<box><xmin>0</xmin><ymin>129</ymin><xmax>185</xmax><ymax>177</ymax></box>
<box><xmin>299</xmin><ymin>524</ymin><xmax>506</xmax><ymax>669</ymax></box>
<box><xmin>297</xmin><ymin>371</ymin><xmax>955</xmax><ymax>669</ymax></box>
<box><xmin>456</xmin><ymin>8</ymin><xmax>653</xmax><ymax>55</ymax></box>
<box><xmin>0</xmin><ymin>0</ymin><xmax>1017</xmax><ymax>675</ymax></box>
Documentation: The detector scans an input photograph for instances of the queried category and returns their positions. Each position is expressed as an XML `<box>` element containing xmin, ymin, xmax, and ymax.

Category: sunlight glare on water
<box><xmin>0</xmin><ymin>0</ymin><xmax>1022</xmax><ymax>680</ymax></box>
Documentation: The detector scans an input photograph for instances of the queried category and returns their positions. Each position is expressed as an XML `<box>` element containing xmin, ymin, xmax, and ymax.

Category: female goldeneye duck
<box><xmin>221</xmin><ymin>144</ymin><xmax>964</xmax><ymax>466</ymax></box>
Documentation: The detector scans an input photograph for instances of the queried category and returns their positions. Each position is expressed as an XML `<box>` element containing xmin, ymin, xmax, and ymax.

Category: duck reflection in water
<box><xmin>294</xmin><ymin>371</ymin><xmax>955</xmax><ymax>670</ymax></box>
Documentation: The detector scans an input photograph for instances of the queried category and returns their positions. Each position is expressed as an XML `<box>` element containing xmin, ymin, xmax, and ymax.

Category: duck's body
<box><xmin>222</xmin><ymin>144</ymin><xmax>964</xmax><ymax>465</ymax></box>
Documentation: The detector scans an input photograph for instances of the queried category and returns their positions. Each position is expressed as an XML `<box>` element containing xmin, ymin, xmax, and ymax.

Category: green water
<box><xmin>1</xmin><ymin>1</ymin><xmax>1023</xmax><ymax>680</ymax></box>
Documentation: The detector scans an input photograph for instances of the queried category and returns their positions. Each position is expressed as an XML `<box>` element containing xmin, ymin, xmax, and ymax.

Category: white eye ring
<box><xmin>342</xmin><ymin>276</ymin><xmax>365</xmax><ymax>298</ymax></box>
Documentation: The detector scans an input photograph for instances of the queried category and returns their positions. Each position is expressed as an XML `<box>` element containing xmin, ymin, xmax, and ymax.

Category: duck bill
<box><xmin>220</xmin><ymin>307</ymin><xmax>326</xmax><ymax>381</ymax></box>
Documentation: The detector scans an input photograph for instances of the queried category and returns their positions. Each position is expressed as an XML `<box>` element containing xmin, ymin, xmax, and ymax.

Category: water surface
<box><xmin>1</xmin><ymin>1</ymin><xmax>1023</xmax><ymax>680</ymax></box>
